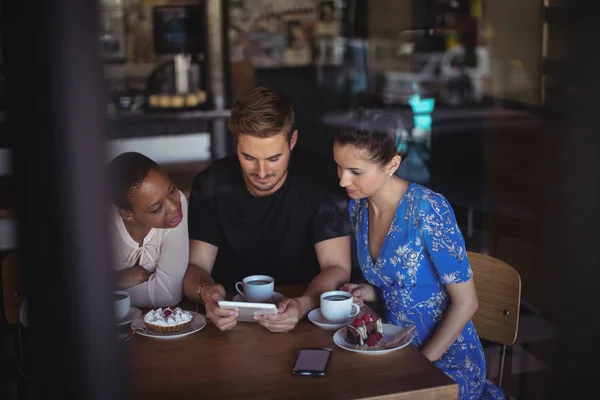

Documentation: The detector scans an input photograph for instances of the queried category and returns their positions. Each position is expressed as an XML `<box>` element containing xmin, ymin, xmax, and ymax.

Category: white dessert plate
<box><xmin>130</xmin><ymin>311</ymin><xmax>206</xmax><ymax>340</ymax></box>
<box><xmin>117</xmin><ymin>307</ymin><xmax>142</xmax><ymax>326</ymax></box>
<box><xmin>232</xmin><ymin>291</ymin><xmax>284</xmax><ymax>304</ymax></box>
<box><xmin>307</xmin><ymin>308</ymin><xmax>351</xmax><ymax>330</ymax></box>
<box><xmin>333</xmin><ymin>323</ymin><xmax>413</xmax><ymax>355</ymax></box>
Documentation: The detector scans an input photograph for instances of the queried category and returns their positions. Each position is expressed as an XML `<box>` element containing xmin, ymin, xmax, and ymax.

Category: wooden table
<box><xmin>125</xmin><ymin>285</ymin><xmax>457</xmax><ymax>399</ymax></box>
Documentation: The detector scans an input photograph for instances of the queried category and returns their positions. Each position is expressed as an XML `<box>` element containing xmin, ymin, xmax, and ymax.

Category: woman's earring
<box><xmin>388</xmin><ymin>173</ymin><xmax>393</xmax><ymax>177</ymax></box>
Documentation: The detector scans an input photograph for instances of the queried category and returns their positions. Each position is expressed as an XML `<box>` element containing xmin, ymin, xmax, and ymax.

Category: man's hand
<box><xmin>339</xmin><ymin>283</ymin><xmax>377</xmax><ymax>306</ymax></box>
<box><xmin>201</xmin><ymin>283</ymin><xmax>238</xmax><ymax>331</ymax></box>
<box><xmin>255</xmin><ymin>296</ymin><xmax>310</xmax><ymax>333</ymax></box>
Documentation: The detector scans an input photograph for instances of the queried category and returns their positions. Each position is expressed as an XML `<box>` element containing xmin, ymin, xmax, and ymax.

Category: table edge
<box><xmin>355</xmin><ymin>382</ymin><xmax>458</xmax><ymax>400</ymax></box>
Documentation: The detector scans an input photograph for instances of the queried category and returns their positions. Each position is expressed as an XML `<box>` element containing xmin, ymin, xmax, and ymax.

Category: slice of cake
<box><xmin>363</xmin><ymin>314</ymin><xmax>383</xmax><ymax>335</ymax></box>
<box><xmin>144</xmin><ymin>307</ymin><xmax>193</xmax><ymax>333</ymax></box>
<box><xmin>345</xmin><ymin>318</ymin><xmax>368</xmax><ymax>345</ymax></box>
<box><xmin>345</xmin><ymin>314</ymin><xmax>384</xmax><ymax>348</ymax></box>
<box><xmin>366</xmin><ymin>331</ymin><xmax>383</xmax><ymax>347</ymax></box>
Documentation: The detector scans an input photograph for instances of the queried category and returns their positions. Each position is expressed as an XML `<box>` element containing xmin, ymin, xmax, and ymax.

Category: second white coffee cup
<box><xmin>320</xmin><ymin>290</ymin><xmax>360</xmax><ymax>323</ymax></box>
<box><xmin>114</xmin><ymin>290</ymin><xmax>131</xmax><ymax>321</ymax></box>
<box><xmin>235</xmin><ymin>275</ymin><xmax>274</xmax><ymax>303</ymax></box>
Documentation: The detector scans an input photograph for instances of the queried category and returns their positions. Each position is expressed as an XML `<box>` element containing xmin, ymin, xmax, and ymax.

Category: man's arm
<box><xmin>297</xmin><ymin>235</ymin><xmax>352</xmax><ymax>314</ymax></box>
<box><xmin>182</xmin><ymin>239</ymin><xmax>218</xmax><ymax>301</ymax></box>
<box><xmin>182</xmin><ymin>239</ymin><xmax>238</xmax><ymax>331</ymax></box>
<box><xmin>256</xmin><ymin>235</ymin><xmax>352</xmax><ymax>332</ymax></box>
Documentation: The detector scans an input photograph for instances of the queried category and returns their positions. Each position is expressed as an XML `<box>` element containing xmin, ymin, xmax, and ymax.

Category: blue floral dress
<box><xmin>349</xmin><ymin>183</ymin><xmax>504</xmax><ymax>400</ymax></box>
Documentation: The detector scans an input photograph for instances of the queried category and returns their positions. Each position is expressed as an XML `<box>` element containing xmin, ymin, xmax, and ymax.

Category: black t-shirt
<box><xmin>188</xmin><ymin>148</ymin><xmax>353</xmax><ymax>291</ymax></box>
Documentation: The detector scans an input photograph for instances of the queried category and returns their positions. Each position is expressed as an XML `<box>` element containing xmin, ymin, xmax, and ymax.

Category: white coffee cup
<box><xmin>235</xmin><ymin>275</ymin><xmax>274</xmax><ymax>303</ymax></box>
<box><xmin>320</xmin><ymin>291</ymin><xmax>360</xmax><ymax>323</ymax></box>
<box><xmin>113</xmin><ymin>290</ymin><xmax>131</xmax><ymax>321</ymax></box>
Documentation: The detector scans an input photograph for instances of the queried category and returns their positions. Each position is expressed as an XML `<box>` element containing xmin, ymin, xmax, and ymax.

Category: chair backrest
<box><xmin>467</xmin><ymin>251</ymin><xmax>521</xmax><ymax>346</ymax></box>
<box><xmin>2</xmin><ymin>251</ymin><xmax>22</xmax><ymax>325</ymax></box>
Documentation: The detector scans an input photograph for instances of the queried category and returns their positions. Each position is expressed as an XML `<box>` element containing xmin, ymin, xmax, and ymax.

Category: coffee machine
<box><xmin>145</xmin><ymin>3</ymin><xmax>209</xmax><ymax>111</ymax></box>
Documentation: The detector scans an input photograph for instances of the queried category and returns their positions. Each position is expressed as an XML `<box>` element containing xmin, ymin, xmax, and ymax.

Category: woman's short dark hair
<box><xmin>108</xmin><ymin>152</ymin><xmax>160</xmax><ymax>210</ymax></box>
<box><xmin>334</xmin><ymin>109</ymin><xmax>408</xmax><ymax>166</ymax></box>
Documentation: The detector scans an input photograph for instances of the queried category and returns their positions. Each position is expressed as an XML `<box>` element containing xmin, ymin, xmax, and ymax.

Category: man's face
<box><xmin>237</xmin><ymin>130</ymin><xmax>297</xmax><ymax>197</ymax></box>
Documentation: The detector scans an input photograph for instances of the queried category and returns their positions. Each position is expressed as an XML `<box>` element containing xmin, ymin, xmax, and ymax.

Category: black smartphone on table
<box><xmin>291</xmin><ymin>348</ymin><xmax>332</xmax><ymax>376</ymax></box>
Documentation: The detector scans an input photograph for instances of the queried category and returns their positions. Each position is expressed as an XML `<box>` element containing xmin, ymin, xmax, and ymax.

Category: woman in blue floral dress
<box><xmin>333</xmin><ymin>111</ymin><xmax>504</xmax><ymax>400</ymax></box>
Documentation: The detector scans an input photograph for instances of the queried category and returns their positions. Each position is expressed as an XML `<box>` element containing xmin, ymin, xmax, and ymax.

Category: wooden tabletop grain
<box><xmin>125</xmin><ymin>285</ymin><xmax>457</xmax><ymax>400</ymax></box>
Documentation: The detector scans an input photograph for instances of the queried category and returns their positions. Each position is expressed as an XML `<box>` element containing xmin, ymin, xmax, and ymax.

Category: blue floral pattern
<box><xmin>349</xmin><ymin>183</ymin><xmax>504</xmax><ymax>400</ymax></box>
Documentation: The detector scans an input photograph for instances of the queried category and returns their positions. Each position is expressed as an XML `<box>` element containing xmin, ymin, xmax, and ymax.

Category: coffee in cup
<box><xmin>320</xmin><ymin>290</ymin><xmax>360</xmax><ymax>323</ymax></box>
<box><xmin>235</xmin><ymin>275</ymin><xmax>274</xmax><ymax>303</ymax></box>
<box><xmin>113</xmin><ymin>290</ymin><xmax>131</xmax><ymax>321</ymax></box>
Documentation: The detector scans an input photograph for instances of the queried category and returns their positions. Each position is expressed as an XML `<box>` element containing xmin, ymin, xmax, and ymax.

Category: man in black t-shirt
<box><xmin>183</xmin><ymin>87</ymin><xmax>353</xmax><ymax>332</ymax></box>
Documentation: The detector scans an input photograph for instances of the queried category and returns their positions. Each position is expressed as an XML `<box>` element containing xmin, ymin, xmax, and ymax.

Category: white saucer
<box><xmin>117</xmin><ymin>307</ymin><xmax>142</xmax><ymax>326</ymax></box>
<box><xmin>232</xmin><ymin>291</ymin><xmax>284</xmax><ymax>304</ymax></box>
<box><xmin>333</xmin><ymin>323</ymin><xmax>413</xmax><ymax>355</ymax></box>
<box><xmin>307</xmin><ymin>308</ymin><xmax>351</xmax><ymax>330</ymax></box>
<box><xmin>130</xmin><ymin>312</ymin><xmax>206</xmax><ymax>340</ymax></box>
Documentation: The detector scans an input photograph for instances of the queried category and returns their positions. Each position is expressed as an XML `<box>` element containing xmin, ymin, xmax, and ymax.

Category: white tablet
<box><xmin>218</xmin><ymin>300</ymin><xmax>278</xmax><ymax>322</ymax></box>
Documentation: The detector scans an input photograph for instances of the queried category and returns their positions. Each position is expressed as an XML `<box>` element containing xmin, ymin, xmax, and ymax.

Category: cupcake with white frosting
<box><xmin>144</xmin><ymin>307</ymin><xmax>193</xmax><ymax>333</ymax></box>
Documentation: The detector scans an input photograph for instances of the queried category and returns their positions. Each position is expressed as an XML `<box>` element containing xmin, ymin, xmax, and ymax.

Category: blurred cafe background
<box><xmin>1</xmin><ymin>0</ymin><xmax>597</xmax><ymax>399</ymax></box>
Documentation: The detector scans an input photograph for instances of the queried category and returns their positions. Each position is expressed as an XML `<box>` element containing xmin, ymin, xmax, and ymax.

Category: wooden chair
<box><xmin>467</xmin><ymin>251</ymin><xmax>521</xmax><ymax>388</ymax></box>
<box><xmin>2</xmin><ymin>251</ymin><xmax>23</xmax><ymax>325</ymax></box>
<box><xmin>2</xmin><ymin>250</ymin><xmax>31</xmax><ymax>398</ymax></box>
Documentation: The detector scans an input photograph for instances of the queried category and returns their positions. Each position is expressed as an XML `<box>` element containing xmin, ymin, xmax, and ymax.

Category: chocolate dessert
<box><xmin>345</xmin><ymin>318</ymin><xmax>368</xmax><ymax>345</ymax></box>
<box><xmin>364</xmin><ymin>314</ymin><xmax>383</xmax><ymax>335</ymax></box>
<box><xmin>345</xmin><ymin>314</ymin><xmax>384</xmax><ymax>348</ymax></box>
<box><xmin>346</xmin><ymin>325</ymin><xmax>365</xmax><ymax>346</ymax></box>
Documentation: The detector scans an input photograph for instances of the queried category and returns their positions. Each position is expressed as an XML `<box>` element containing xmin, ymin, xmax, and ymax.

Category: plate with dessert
<box><xmin>131</xmin><ymin>307</ymin><xmax>206</xmax><ymax>339</ymax></box>
<box><xmin>333</xmin><ymin>314</ymin><xmax>413</xmax><ymax>355</ymax></box>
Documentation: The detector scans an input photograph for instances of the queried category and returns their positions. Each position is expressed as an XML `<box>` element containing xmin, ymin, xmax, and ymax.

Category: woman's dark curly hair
<box><xmin>108</xmin><ymin>152</ymin><xmax>160</xmax><ymax>210</ymax></box>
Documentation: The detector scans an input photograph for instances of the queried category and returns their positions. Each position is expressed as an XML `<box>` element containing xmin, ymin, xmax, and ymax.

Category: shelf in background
<box><xmin>106</xmin><ymin>108</ymin><xmax>231</xmax><ymax>140</ymax></box>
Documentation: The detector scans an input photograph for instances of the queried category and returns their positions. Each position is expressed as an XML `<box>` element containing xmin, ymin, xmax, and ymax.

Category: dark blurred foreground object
<box><xmin>4</xmin><ymin>0</ymin><xmax>127</xmax><ymax>399</ymax></box>
<box><xmin>0</xmin><ymin>64</ymin><xmax>6</xmax><ymax>110</ymax></box>
<box><xmin>543</xmin><ymin>0</ymin><xmax>600</xmax><ymax>398</ymax></box>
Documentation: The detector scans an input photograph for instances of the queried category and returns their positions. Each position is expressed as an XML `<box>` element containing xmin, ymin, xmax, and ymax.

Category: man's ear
<box><xmin>290</xmin><ymin>129</ymin><xmax>298</xmax><ymax>150</ymax></box>
<box><xmin>119</xmin><ymin>208</ymin><xmax>135</xmax><ymax>222</ymax></box>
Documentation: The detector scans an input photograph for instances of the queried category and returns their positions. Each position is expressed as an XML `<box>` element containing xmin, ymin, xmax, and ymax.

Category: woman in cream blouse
<box><xmin>109</xmin><ymin>152</ymin><xmax>189</xmax><ymax>308</ymax></box>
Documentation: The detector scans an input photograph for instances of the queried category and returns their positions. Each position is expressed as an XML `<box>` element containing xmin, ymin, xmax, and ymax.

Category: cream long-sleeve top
<box><xmin>111</xmin><ymin>191</ymin><xmax>189</xmax><ymax>308</ymax></box>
